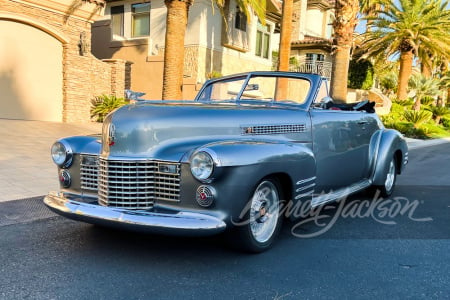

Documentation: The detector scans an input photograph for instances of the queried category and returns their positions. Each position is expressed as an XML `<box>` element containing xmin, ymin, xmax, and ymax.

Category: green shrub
<box><xmin>421</xmin><ymin>96</ymin><xmax>435</xmax><ymax>106</ymax></box>
<box><xmin>426</xmin><ymin>106</ymin><xmax>450</xmax><ymax>124</ymax></box>
<box><xmin>419</xmin><ymin>122</ymin><xmax>450</xmax><ymax>138</ymax></box>
<box><xmin>392</xmin><ymin>98</ymin><xmax>414</xmax><ymax>107</ymax></box>
<box><xmin>379</xmin><ymin>72</ymin><xmax>397</xmax><ymax>94</ymax></box>
<box><xmin>91</xmin><ymin>94</ymin><xmax>128</xmax><ymax>122</ymax></box>
<box><xmin>403</xmin><ymin>110</ymin><xmax>432</xmax><ymax>128</ymax></box>
<box><xmin>206</xmin><ymin>70</ymin><xmax>223</xmax><ymax>79</ymax></box>
<box><xmin>348</xmin><ymin>59</ymin><xmax>374</xmax><ymax>90</ymax></box>
<box><xmin>442</xmin><ymin>116</ymin><xmax>450</xmax><ymax>128</ymax></box>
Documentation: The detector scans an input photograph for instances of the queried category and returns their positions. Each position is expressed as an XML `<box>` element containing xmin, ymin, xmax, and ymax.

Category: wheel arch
<box><xmin>262</xmin><ymin>172</ymin><xmax>293</xmax><ymax>204</ymax></box>
<box><xmin>371</xmin><ymin>129</ymin><xmax>408</xmax><ymax>186</ymax></box>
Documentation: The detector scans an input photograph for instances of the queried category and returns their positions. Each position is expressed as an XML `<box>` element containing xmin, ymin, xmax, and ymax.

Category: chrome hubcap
<box><xmin>385</xmin><ymin>159</ymin><xmax>395</xmax><ymax>192</ymax></box>
<box><xmin>250</xmin><ymin>181</ymin><xmax>279</xmax><ymax>243</ymax></box>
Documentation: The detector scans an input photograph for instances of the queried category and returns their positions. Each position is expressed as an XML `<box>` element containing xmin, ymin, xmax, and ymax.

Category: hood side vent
<box><xmin>241</xmin><ymin>124</ymin><xmax>306</xmax><ymax>135</ymax></box>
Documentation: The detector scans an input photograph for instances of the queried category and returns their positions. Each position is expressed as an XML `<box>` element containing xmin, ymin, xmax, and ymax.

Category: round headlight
<box><xmin>190</xmin><ymin>151</ymin><xmax>214</xmax><ymax>181</ymax></box>
<box><xmin>51</xmin><ymin>141</ymin><xmax>73</xmax><ymax>168</ymax></box>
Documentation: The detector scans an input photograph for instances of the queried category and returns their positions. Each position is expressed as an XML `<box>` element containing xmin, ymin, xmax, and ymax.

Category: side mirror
<box><xmin>315</xmin><ymin>96</ymin><xmax>333</xmax><ymax>109</ymax></box>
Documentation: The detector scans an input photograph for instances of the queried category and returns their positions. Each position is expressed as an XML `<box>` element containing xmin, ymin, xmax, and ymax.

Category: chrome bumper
<box><xmin>44</xmin><ymin>192</ymin><xmax>226</xmax><ymax>236</ymax></box>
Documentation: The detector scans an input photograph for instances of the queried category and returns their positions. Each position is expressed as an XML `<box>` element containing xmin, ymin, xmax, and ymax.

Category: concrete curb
<box><xmin>406</xmin><ymin>137</ymin><xmax>450</xmax><ymax>150</ymax></box>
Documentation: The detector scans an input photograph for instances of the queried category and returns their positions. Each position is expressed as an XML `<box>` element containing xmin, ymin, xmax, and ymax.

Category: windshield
<box><xmin>196</xmin><ymin>75</ymin><xmax>312</xmax><ymax>105</ymax></box>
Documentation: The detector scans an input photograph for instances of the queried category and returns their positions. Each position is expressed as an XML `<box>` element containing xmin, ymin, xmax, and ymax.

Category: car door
<box><xmin>310</xmin><ymin>108</ymin><xmax>375</xmax><ymax>193</ymax></box>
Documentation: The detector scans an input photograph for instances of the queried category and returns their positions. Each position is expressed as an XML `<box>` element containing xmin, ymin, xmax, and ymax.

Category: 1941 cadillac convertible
<box><xmin>44</xmin><ymin>71</ymin><xmax>408</xmax><ymax>252</ymax></box>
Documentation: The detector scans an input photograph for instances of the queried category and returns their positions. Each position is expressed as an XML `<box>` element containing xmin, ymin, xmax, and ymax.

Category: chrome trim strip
<box><xmin>311</xmin><ymin>179</ymin><xmax>372</xmax><ymax>208</ymax></box>
<box><xmin>44</xmin><ymin>192</ymin><xmax>226</xmax><ymax>236</ymax></box>
<box><xmin>296</xmin><ymin>176</ymin><xmax>316</xmax><ymax>186</ymax></box>
<box><xmin>296</xmin><ymin>183</ymin><xmax>316</xmax><ymax>193</ymax></box>
<box><xmin>295</xmin><ymin>190</ymin><xmax>314</xmax><ymax>200</ymax></box>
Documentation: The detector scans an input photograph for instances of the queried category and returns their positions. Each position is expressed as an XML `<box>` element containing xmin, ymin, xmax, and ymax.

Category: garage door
<box><xmin>0</xmin><ymin>20</ymin><xmax>63</xmax><ymax>122</ymax></box>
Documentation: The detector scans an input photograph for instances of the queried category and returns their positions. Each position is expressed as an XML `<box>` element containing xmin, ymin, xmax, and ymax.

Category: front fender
<box><xmin>188</xmin><ymin>141</ymin><xmax>317</xmax><ymax>216</ymax></box>
<box><xmin>371</xmin><ymin>129</ymin><xmax>408</xmax><ymax>186</ymax></box>
<box><xmin>57</xmin><ymin>135</ymin><xmax>102</xmax><ymax>155</ymax></box>
<box><xmin>193</xmin><ymin>140</ymin><xmax>314</xmax><ymax>168</ymax></box>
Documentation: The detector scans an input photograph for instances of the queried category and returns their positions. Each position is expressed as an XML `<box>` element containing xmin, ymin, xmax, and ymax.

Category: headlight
<box><xmin>51</xmin><ymin>141</ymin><xmax>73</xmax><ymax>168</ymax></box>
<box><xmin>190</xmin><ymin>151</ymin><xmax>214</xmax><ymax>181</ymax></box>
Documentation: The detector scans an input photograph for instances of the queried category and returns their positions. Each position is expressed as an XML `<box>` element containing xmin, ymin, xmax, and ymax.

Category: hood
<box><xmin>101</xmin><ymin>102</ymin><xmax>309</xmax><ymax>161</ymax></box>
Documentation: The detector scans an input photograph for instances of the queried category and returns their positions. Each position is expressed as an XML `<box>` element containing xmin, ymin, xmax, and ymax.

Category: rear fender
<box><xmin>371</xmin><ymin>129</ymin><xmax>408</xmax><ymax>186</ymax></box>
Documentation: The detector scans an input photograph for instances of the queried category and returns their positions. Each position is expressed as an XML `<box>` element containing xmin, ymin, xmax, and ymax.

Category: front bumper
<box><xmin>44</xmin><ymin>192</ymin><xmax>226</xmax><ymax>236</ymax></box>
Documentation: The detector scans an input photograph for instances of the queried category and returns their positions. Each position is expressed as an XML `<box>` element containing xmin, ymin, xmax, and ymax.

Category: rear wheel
<box><xmin>232</xmin><ymin>178</ymin><xmax>284</xmax><ymax>253</ymax></box>
<box><xmin>373</xmin><ymin>156</ymin><xmax>397</xmax><ymax>197</ymax></box>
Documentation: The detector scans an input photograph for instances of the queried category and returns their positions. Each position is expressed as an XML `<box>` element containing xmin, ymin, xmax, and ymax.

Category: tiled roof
<box><xmin>84</xmin><ymin>0</ymin><xmax>105</xmax><ymax>6</ymax></box>
<box><xmin>307</xmin><ymin>0</ymin><xmax>335</xmax><ymax>10</ymax></box>
<box><xmin>292</xmin><ymin>35</ymin><xmax>332</xmax><ymax>45</ymax></box>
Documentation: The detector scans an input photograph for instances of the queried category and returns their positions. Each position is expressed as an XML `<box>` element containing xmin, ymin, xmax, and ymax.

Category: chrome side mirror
<box><xmin>315</xmin><ymin>96</ymin><xmax>334</xmax><ymax>109</ymax></box>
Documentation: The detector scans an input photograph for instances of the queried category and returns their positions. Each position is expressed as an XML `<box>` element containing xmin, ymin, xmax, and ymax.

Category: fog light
<box><xmin>196</xmin><ymin>185</ymin><xmax>216</xmax><ymax>207</ymax></box>
<box><xmin>59</xmin><ymin>170</ymin><xmax>71</xmax><ymax>188</ymax></box>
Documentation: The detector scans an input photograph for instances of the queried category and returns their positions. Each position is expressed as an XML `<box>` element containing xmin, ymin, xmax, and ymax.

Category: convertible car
<box><xmin>44</xmin><ymin>71</ymin><xmax>408</xmax><ymax>252</ymax></box>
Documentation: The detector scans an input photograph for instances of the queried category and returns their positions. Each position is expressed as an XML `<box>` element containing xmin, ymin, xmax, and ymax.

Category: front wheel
<box><xmin>373</xmin><ymin>156</ymin><xmax>397</xmax><ymax>197</ymax></box>
<box><xmin>231</xmin><ymin>178</ymin><xmax>284</xmax><ymax>253</ymax></box>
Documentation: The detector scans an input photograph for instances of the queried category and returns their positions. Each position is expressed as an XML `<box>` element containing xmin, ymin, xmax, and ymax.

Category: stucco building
<box><xmin>0</xmin><ymin>0</ymin><xmax>130</xmax><ymax>122</ymax></box>
<box><xmin>289</xmin><ymin>0</ymin><xmax>334</xmax><ymax>79</ymax></box>
<box><xmin>91</xmin><ymin>0</ymin><xmax>335</xmax><ymax>100</ymax></box>
<box><xmin>92</xmin><ymin>0</ymin><xmax>282</xmax><ymax>99</ymax></box>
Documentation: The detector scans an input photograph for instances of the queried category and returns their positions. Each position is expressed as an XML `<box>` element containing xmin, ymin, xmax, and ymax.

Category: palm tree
<box><xmin>162</xmin><ymin>0</ymin><xmax>266</xmax><ymax>100</ymax></box>
<box><xmin>162</xmin><ymin>0</ymin><xmax>192</xmax><ymax>100</ymax></box>
<box><xmin>277</xmin><ymin>0</ymin><xmax>293</xmax><ymax>72</ymax></box>
<box><xmin>360</xmin><ymin>0</ymin><xmax>450</xmax><ymax>101</ymax></box>
<box><xmin>330</xmin><ymin>0</ymin><xmax>360</xmax><ymax>103</ymax></box>
<box><xmin>359</xmin><ymin>0</ymin><xmax>390</xmax><ymax>19</ymax></box>
<box><xmin>408</xmin><ymin>73</ymin><xmax>441</xmax><ymax>111</ymax></box>
<box><xmin>440</xmin><ymin>70</ymin><xmax>450</xmax><ymax>104</ymax></box>
<box><xmin>274</xmin><ymin>0</ymin><xmax>293</xmax><ymax>100</ymax></box>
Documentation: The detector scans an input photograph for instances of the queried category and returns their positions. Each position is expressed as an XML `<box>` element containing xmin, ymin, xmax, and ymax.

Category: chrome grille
<box><xmin>98</xmin><ymin>159</ymin><xmax>181</xmax><ymax>209</ymax></box>
<box><xmin>80</xmin><ymin>155</ymin><xmax>99</xmax><ymax>191</ymax></box>
<box><xmin>241</xmin><ymin>124</ymin><xmax>306</xmax><ymax>135</ymax></box>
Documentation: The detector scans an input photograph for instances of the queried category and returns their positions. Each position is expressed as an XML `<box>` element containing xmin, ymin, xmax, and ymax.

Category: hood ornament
<box><xmin>108</xmin><ymin>123</ymin><xmax>116</xmax><ymax>146</ymax></box>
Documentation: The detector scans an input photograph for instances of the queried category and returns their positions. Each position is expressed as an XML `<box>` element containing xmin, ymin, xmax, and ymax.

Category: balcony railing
<box><xmin>290</xmin><ymin>60</ymin><xmax>332</xmax><ymax>79</ymax></box>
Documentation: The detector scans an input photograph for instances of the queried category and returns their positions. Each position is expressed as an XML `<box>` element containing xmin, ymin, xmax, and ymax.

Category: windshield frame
<box><xmin>195</xmin><ymin>71</ymin><xmax>322</xmax><ymax>110</ymax></box>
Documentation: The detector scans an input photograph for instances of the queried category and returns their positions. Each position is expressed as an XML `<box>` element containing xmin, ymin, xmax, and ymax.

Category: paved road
<box><xmin>0</xmin><ymin>144</ymin><xmax>449</xmax><ymax>299</ymax></box>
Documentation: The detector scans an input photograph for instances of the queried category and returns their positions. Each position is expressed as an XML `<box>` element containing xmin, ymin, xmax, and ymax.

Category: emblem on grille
<box><xmin>108</xmin><ymin>123</ymin><xmax>116</xmax><ymax>146</ymax></box>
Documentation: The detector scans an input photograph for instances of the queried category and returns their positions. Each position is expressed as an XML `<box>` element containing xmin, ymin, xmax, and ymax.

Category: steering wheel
<box><xmin>353</xmin><ymin>100</ymin><xmax>369</xmax><ymax>111</ymax></box>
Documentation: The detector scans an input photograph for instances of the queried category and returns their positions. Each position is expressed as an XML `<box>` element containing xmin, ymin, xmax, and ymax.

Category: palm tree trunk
<box><xmin>162</xmin><ymin>0</ymin><xmax>191</xmax><ymax>100</ymax></box>
<box><xmin>421</xmin><ymin>61</ymin><xmax>432</xmax><ymax>78</ymax></box>
<box><xmin>330</xmin><ymin>0</ymin><xmax>359</xmax><ymax>103</ymax></box>
<box><xmin>276</xmin><ymin>0</ymin><xmax>293</xmax><ymax>100</ymax></box>
<box><xmin>277</xmin><ymin>0</ymin><xmax>293</xmax><ymax>72</ymax></box>
<box><xmin>397</xmin><ymin>49</ymin><xmax>413</xmax><ymax>102</ymax></box>
<box><xmin>330</xmin><ymin>45</ymin><xmax>352</xmax><ymax>103</ymax></box>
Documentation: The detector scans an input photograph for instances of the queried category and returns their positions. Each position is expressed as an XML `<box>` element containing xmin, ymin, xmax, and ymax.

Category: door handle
<box><xmin>358</xmin><ymin>121</ymin><xmax>368</xmax><ymax>125</ymax></box>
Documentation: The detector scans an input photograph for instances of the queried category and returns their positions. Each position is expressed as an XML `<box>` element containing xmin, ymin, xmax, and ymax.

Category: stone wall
<box><xmin>1</xmin><ymin>0</ymin><xmax>130</xmax><ymax>122</ymax></box>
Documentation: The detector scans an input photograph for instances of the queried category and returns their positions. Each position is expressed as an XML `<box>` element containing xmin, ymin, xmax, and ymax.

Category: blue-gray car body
<box><xmin>44</xmin><ymin>71</ymin><xmax>408</xmax><ymax>250</ymax></box>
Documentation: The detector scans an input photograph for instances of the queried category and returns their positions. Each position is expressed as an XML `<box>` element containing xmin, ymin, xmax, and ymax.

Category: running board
<box><xmin>311</xmin><ymin>179</ymin><xmax>372</xmax><ymax>208</ymax></box>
